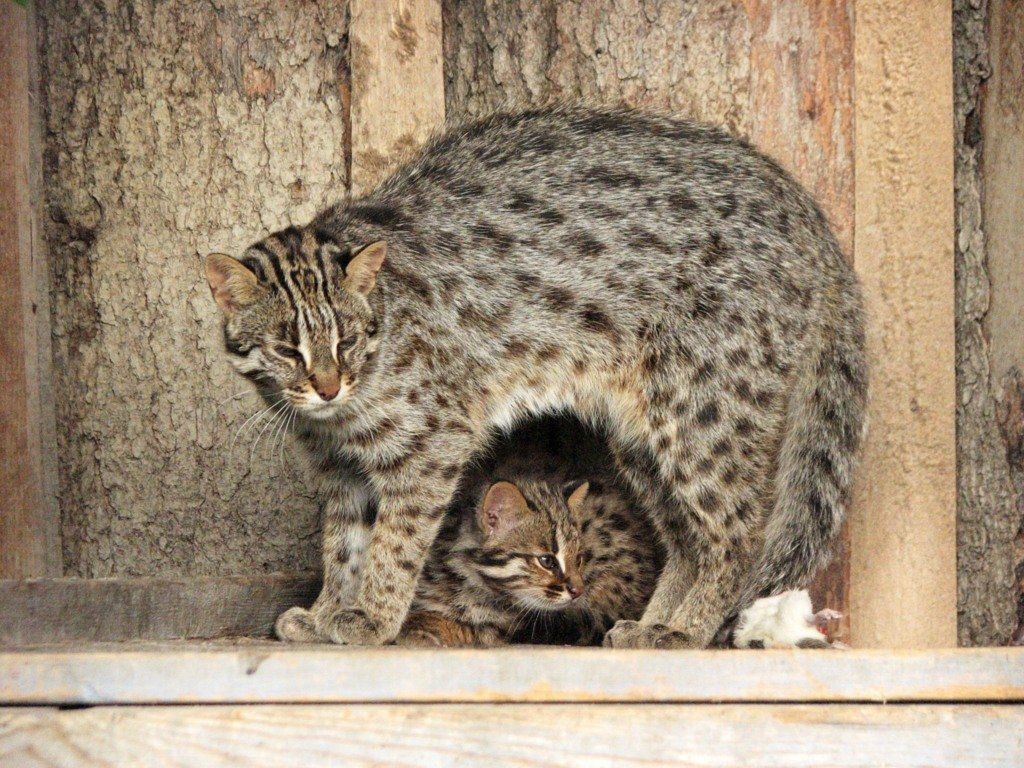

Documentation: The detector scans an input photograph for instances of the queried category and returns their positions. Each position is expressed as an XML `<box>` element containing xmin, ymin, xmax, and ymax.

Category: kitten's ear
<box><xmin>343</xmin><ymin>240</ymin><xmax>387</xmax><ymax>296</ymax></box>
<box><xmin>205</xmin><ymin>254</ymin><xmax>260</xmax><ymax>316</ymax></box>
<box><xmin>479</xmin><ymin>481</ymin><xmax>529</xmax><ymax>537</ymax></box>
<box><xmin>564</xmin><ymin>480</ymin><xmax>591</xmax><ymax>510</ymax></box>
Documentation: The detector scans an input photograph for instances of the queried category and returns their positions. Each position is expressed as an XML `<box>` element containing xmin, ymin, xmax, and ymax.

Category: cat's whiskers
<box><xmin>229</xmin><ymin>400</ymin><xmax>281</xmax><ymax>454</ymax></box>
<box><xmin>272</xmin><ymin>407</ymin><xmax>298</xmax><ymax>469</ymax></box>
<box><xmin>230</xmin><ymin>395</ymin><xmax>289</xmax><ymax>454</ymax></box>
<box><xmin>507</xmin><ymin>603</ymin><xmax>536</xmax><ymax>640</ymax></box>
<box><xmin>216</xmin><ymin>389</ymin><xmax>256</xmax><ymax>410</ymax></box>
<box><xmin>250</xmin><ymin>401</ymin><xmax>290</xmax><ymax>466</ymax></box>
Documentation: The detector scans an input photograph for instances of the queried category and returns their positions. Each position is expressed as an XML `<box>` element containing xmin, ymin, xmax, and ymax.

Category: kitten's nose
<box><xmin>311</xmin><ymin>373</ymin><xmax>341</xmax><ymax>401</ymax></box>
<box><xmin>567</xmin><ymin>582</ymin><xmax>585</xmax><ymax>600</ymax></box>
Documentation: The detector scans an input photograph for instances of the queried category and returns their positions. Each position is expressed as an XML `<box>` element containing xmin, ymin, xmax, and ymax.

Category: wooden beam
<box><xmin>0</xmin><ymin>575</ymin><xmax>319</xmax><ymax>645</ymax></box>
<box><xmin>349</xmin><ymin>0</ymin><xmax>445</xmax><ymax>196</ymax></box>
<box><xmin>2</xmin><ymin>645</ymin><xmax>1020</xmax><ymax>705</ymax></box>
<box><xmin>0</xmin><ymin>0</ymin><xmax>60</xmax><ymax>578</ymax></box>
<box><xmin>2</xmin><ymin>703</ymin><xmax>1022</xmax><ymax>767</ymax></box>
<box><xmin>850</xmin><ymin>0</ymin><xmax>957</xmax><ymax>647</ymax></box>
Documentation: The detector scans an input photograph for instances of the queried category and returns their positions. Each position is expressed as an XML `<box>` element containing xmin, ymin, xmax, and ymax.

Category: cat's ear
<box><xmin>564</xmin><ymin>480</ymin><xmax>590</xmax><ymax>510</ymax></box>
<box><xmin>479</xmin><ymin>481</ymin><xmax>529</xmax><ymax>537</ymax></box>
<box><xmin>343</xmin><ymin>240</ymin><xmax>387</xmax><ymax>296</ymax></box>
<box><xmin>205</xmin><ymin>254</ymin><xmax>260</xmax><ymax>316</ymax></box>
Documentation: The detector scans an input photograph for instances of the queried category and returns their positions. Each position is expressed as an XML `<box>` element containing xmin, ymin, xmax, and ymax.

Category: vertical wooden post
<box><xmin>850</xmin><ymin>0</ymin><xmax>957</xmax><ymax>647</ymax></box>
<box><xmin>0</xmin><ymin>2</ymin><xmax>60</xmax><ymax>577</ymax></box>
<box><xmin>349</xmin><ymin>0</ymin><xmax>445</xmax><ymax>197</ymax></box>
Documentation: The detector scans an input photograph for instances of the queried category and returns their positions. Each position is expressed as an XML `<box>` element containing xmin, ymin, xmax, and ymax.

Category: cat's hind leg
<box><xmin>603</xmin><ymin>361</ymin><xmax>774</xmax><ymax>649</ymax></box>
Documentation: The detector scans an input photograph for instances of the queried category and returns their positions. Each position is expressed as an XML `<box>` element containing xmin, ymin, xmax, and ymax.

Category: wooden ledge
<box><xmin>1</xmin><ymin>644</ymin><xmax>1020</xmax><ymax>706</ymax></box>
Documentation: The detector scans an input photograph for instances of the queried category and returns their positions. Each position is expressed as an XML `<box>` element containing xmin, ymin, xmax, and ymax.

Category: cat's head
<box><xmin>204</xmin><ymin>228</ymin><xmax>386</xmax><ymax>420</ymax></box>
<box><xmin>473</xmin><ymin>479</ymin><xmax>591</xmax><ymax>611</ymax></box>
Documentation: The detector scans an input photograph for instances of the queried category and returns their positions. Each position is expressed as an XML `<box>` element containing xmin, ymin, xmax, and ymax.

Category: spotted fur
<box><xmin>206</xmin><ymin>105</ymin><xmax>867</xmax><ymax>648</ymax></box>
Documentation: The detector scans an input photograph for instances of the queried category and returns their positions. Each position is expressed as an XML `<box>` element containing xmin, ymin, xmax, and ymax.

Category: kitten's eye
<box><xmin>536</xmin><ymin>555</ymin><xmax>558</xmax><ymax>572</ymax></box>
<box><xmin>366</xmin><ymin>321</ymin><xmax>378</xmax><ymax>337</ymax></box>
<box><xmin>273</xmin><ymin>345</ymin><xmax>303</xmax><ymax>363</ymax></box>
<box><xmin>337</xmin><ymin>336</ymin><xmax>357</xmax><ymax>354</ymax></box>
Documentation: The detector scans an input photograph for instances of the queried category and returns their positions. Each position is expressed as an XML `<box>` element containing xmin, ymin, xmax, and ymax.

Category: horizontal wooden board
<box><xmin>1</xmin><ymin>644</ymin><xmax>1021</xmax><ymax>705</ymax></box>
<box><xmin>2</xmin><ymin>703</ymin><xmax>1022</xmax><ymax>767</ymax></box>
<box><xmin>0</xmin><ymin>575</ymin><xmax>319</xmax><ymax>644</ymax></box>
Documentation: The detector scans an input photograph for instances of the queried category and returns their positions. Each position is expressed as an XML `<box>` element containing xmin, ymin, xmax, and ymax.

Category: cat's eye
<box><xmin>366</xmin><ymin>321</ymin><xmax>378</xmax><ymax>337</ymax></box>
<box><xmin>536</xmin><ymin>555</ymin><xmax>558</xmax><ymax>572</ymax></box>
<box><xmin>273</xmin><ymin>345</ymin><xmax>304</xmax><ymax>363</ymax></box>
<box><xmin>337</xmin><ymin>336</ymin><xmax>357</xmax><ymax>354</ymax></box>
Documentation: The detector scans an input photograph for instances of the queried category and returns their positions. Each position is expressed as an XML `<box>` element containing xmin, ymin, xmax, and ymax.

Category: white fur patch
<box><xmin>733</xmin><ymin>589</ymin><xmax>834</xmax><ymax>649</ymax></box>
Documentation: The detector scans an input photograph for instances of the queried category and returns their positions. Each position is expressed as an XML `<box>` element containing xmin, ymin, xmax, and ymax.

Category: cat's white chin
<box><xmin>297</xmin><ymin>401</ymin><xmax>346</xmax><ymax>421</ymax></box>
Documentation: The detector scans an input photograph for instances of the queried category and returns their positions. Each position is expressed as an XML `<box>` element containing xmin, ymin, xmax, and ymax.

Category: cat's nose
<box><xmin>311</xmin><ymin>373</ymin><xmax>341</xmax><ymax>401</ymax></box>
<box><xmin>567</xmin><ymin>582</ymin><xmax>585</xmax><ymax>600</ymax></box>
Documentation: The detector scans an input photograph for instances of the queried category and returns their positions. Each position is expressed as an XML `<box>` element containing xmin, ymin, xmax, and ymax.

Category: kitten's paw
<box><xmin>603</xmin><ymin>620</ymin><xmax>701</xmax><ymax>649</ymax></box>
<box><xmin>275</xmin><ymin>607</ymin><xmax>321</xmax><ymax>643</ymax></box>
<box><xmin>315</xmin><ymin>608</ymin><xmax>388</xmax><ymax>646</ymax></box>
<box><xmin>394</xmin><ymin>630</ymin><xmax>444</xmax><ymax>648</ymax></box>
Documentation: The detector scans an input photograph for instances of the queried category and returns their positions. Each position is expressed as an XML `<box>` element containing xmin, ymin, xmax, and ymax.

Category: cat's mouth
<box><xmin>286</xmin><ymin>380</ymin><xmax>355</xmax><ymax>419</ymax></box>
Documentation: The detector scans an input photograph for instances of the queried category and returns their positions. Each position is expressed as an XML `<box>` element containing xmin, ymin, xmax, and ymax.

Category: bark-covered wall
<box><xmin>982</xmin><ymin>0</ymin><xmax>1024</xmax><ymax>646</ymax></box>
<box><xmin>39</xmin><ymin>1</ymin><xmax>350</xmax><ymax>577</ymax></box>
<box><xmin>953</xmin><ymin>0</ymin><xmax>1022</xmax><ymax>646</ymax></box>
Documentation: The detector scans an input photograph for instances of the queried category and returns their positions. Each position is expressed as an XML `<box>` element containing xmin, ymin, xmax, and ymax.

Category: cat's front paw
<box><xmin>275</xmin><ymin>606</ymin><xmax>321</xmax><ymax>643</ymax></box>
<box><xmin>603</xmin><ymin>620</ymin><xmax>700</xmax><ymax>649</ymax></box>
<box><xmin>315</xmin><ymin>608</ymin><xmax>388</xmax><ymax>646</ymax></box>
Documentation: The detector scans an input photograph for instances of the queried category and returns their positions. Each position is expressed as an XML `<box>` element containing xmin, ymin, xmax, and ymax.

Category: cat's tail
<box><xmin>733</xmin><ymin>276</ymin><xmax>868</xmax><ymax>615</ymax></box>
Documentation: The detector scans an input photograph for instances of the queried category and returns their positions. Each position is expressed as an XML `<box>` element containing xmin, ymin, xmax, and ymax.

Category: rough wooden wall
<box><xmin>443</xmin><ymin>0</ymin><xmax>855</xmax><ymax>628</ymax></box>
<box><xmin>38</xmin><ymin>1</ymin><xmax>350</xmax><ymax>577</ymax></box>
<box><xmin>953</xmin><ymin>0</ymin><xmax>1022</xmax><ymax>646</ymax></box>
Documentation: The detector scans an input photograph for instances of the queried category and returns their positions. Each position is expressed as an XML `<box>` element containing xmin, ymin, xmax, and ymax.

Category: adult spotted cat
<box><xmin>205</xmin><ymin>106</ymin><xmax>866</xmax><ymax>648</ymax></box>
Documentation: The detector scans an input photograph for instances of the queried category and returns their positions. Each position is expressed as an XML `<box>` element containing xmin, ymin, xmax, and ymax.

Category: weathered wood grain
<box><xmin>850</xmin><ymin>0</ymin><xmax>957</xmax><ymax>648</ymax></box>
<box><xmin>350</xmin><ymin>0</ymin><xmax>445</xmax><ymax>195</ymax></box>
<box><xmin>0</xmin><ymin>575</ymin><xmax>319</xmax><ymax>645</ymax></box>
<box><xmin>2</xmin><ymin>703</ymin><xmax>1022</xmax><ymax>768</ymax></box>
<box><xmin>2</xmin><ymin>645</ymin><xmax>1021</xmax><ymax>705</ymax></box>
<box><xmin>0</xmin><ymin>0</ymin><xmax>60</xmax><ymax>579</ymax></box>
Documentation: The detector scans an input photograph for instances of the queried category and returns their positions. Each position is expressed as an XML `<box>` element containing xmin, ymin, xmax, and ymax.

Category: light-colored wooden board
<box><xmin>0</xmin><ymin>575</ymin><xmax>319</xmax><ymax>645</ymax></box>
<box><xmin>1</xmin><ymin>645</ymin><xmax>1020</xmax><ymax>705</ymax></box>
<box><xmin>850</xmin><ymin>0</ymin><xmax>957</xmax><ymax>647</ymax></box>
<box><xmin>2</xmin><ymin>703</ymin><xmax>1022</xmax><ymax>767</ymax></box>
<box><xmin>0</xmin><ymin>0</ymin><xmax>60</xmax><ymax>579</ymax></box>
<box><xmin>349</xmin><ymin>0</ymin><xmax>445</xmax><ymax>195</ymax></box>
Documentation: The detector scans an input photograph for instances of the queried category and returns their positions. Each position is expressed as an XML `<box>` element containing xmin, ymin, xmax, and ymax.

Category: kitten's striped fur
<box><xmin>206</xmin><ymin>106</ymin><xmax>866</xmax><ymax>648</ymax></box>
<box><xmin>399</xmin><ymin>423</ymin><xmax>663</xmax><ymax>647</ymax></box>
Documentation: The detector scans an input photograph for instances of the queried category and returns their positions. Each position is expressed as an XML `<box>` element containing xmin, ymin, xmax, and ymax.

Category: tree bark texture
<box><xmin>953</xmin><ymin>0</ymin><xmax>1022</xmax><ymax>646</ymax></box>
<box><xmin>38</xmin><ymin>1</ymin><xmax>350</xmax><ymax>577</ymax></box>
<box><xmin>443</xmin><ymin>0</ymin><xmax>854</xmax><ymax>632</ymax></box>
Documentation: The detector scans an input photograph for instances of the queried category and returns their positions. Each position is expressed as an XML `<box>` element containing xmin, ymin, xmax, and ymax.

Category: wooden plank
<box><xmin>0</xmin><ymin>575</ymin><xmax>319</xmax><ymax>645</ymax></box>
<box><xmin>849</xmin><ymin>0</ymin><xmax>957</xmax><ymax>647</ymax></box>
<box><xmin>349</xmin><ymin>0</ymin><xmax>445</xmax><ymax>196</ymax></box>
<box><xmin>2</xmin><ymin>703</ymin><xmax>1022</xmax><ymax>767</ymax></box>
<box><xmin>0</xmin><ymin>0</ymin><xmax>60</xmax><ymax>578</ymax></box>
<box><xmin>1</xmin><ymin>645</ymin><xmax>1020</xmax><ymax>705</ymax></box>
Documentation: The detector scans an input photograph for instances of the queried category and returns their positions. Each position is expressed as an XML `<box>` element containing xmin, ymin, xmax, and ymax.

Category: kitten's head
<box><xmin>473</xmin><ymin>479</ymin><xmax>591</xmax><ymax>611</ymax></box>
<box><xmin>205</xmin><ymin>228</ymin><xmax>386</xmax><ymax>420</ymax></box>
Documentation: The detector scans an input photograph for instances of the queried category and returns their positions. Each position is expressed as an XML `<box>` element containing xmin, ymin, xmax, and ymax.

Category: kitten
<box><xmin>205</xmin><ymin>105</ymin><xmax>867</xmax><ymax>649</ymax></box>
<box><xmin>398</xmin><ymin>477</ymin><xmax>662</xmax><ymax>647</ymax></box>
